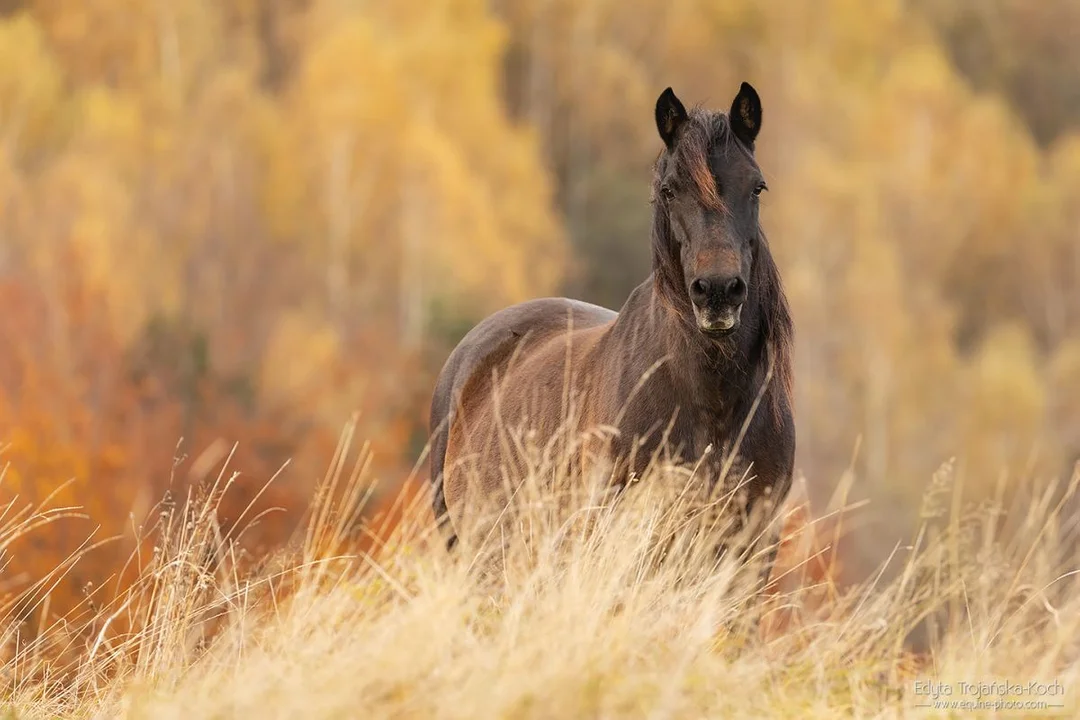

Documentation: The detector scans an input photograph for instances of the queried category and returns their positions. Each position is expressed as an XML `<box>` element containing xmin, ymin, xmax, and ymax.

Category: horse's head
<box><xmin>651</xmin><ymin>83</ymin><xmax>767</xmax><ymax>337</ymax></box>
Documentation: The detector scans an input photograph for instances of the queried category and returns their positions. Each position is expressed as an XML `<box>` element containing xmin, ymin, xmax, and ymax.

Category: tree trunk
<box><xmin>325</xmin><ymin>133</ymin><xmax>355</xmax><ymax>324</ymax></box>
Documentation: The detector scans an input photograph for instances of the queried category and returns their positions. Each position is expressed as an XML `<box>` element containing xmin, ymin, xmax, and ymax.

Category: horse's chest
<box><xmin>683</xmin><ymin>419</ymin><xmax>757</xmax><ymax>494</ymax></box>
<box><xmin>686</xmin><ymin>407</ymin><xmax>738</xmax><ymax>456</ymax></box>
<box><xmin>690</xmin><ymin>421</ymin><xmax>716</xmax><ymax>458</ymax></box>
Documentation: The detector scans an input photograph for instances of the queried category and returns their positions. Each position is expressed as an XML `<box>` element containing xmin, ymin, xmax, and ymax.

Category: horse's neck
<box><xmin>640</xmin><ymin>279</ymin><xmax>765</xmax><ymax>423</ymax></box>
<box><xmin>598</xmin><ymin>278</ymin><xmax>768</xmax><ymax>469</ymax></box>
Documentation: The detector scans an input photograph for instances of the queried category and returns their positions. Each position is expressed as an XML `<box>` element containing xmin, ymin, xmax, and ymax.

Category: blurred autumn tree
<box><xmin>916</xmin><ymin>0</ymin><xmax>1080</xmax><ymax>148</ymax></box>
<box><xmin>0</xmin><ymin>0</ymin><xmax>565</xmax><ymax>618</ymax></box>
<box><xmin>1</xmin><ymin>0</ymin><xmax>1079</xmax><ymax>613</ymax></box>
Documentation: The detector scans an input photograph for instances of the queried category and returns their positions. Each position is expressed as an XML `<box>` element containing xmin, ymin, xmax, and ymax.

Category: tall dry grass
<box><xmin>2</xmin><ymin>416</ymin><xmax>1079</xmax><ymax>718</ymax></box>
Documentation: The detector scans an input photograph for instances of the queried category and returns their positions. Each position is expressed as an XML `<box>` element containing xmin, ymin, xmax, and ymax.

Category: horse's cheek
<box><xmin>679</xmin><ymin>234</ymin><xmax>692</xmax><ymax>267</ymax></box>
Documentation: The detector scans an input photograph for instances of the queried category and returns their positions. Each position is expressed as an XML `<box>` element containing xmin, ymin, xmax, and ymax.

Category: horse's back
<box><xmin>429</xmin><ymin>297</ymin><xmax>617</xmax><ymax>542</ymax></box>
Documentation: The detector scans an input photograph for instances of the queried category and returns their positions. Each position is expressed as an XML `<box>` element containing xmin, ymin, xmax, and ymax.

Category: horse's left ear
<box><xmin>729</xmin><ymin>81</ymin><xmax>762</xmax><ymax>150</ymax></box>
<box><xmin>655</xmin><ymin>87</ymin><xmax>689</xmax><ymax>151</ymax></box>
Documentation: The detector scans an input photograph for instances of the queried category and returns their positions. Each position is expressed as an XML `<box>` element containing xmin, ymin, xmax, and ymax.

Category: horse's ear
<box><xmin>729</xmin><ymin>81</ymin><xmax>762</xmax><ymax>150</ymax></box>
<box><xmin>655</xmin><ymin>87</ymin><xmax>688</xmax><ymax>151</ymax></box>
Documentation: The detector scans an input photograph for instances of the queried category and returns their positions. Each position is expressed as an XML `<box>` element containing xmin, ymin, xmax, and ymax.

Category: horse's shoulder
<box><xmin>746</xmin><ymin>384</ymin><xmax>796</xmax><ymax>475</ymax></box>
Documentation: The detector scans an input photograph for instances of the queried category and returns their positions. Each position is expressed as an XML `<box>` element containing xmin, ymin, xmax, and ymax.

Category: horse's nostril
<box><xmin>690</xmin><ymin>278</ymin><xmax>709</xmax><ymax>302</ymax></box>
<box><xmin>724</xmin><ymin>277</ymin><xmax>747</xmax><ymax>302</ymax></box>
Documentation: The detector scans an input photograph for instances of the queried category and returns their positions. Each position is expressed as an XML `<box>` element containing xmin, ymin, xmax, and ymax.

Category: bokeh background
<box><xmin>1</xmin><ymin>0</ymin><xmax>1079</xmax><ymax>614</ymax></box>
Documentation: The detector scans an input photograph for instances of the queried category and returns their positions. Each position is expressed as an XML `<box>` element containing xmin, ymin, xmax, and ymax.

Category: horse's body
<box><xmin>429</xmin><ymin>83</ymin><xmax>796</xmax><ymax>583</ymax></box>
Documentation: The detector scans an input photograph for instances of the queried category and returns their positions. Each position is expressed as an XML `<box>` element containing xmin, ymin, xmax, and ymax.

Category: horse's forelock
<box><xmin>651</xmin><ymin>112</ymin><xmax>733</xmax><ymax>208</ymax></box>
<box><xmin>670</xmin><ymin>110</ymin><xmax>729</xmax><ymax>214</ymax></box>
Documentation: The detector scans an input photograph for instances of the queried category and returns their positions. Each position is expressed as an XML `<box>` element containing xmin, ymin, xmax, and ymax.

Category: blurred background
<box><xmin>1</xmin><ymin>0</ymin><xmax>1079</xmax><ymax>614</ymax></box>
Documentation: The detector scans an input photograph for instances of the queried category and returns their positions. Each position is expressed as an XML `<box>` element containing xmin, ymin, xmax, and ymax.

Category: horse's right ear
<box><xmin>655</xmin><ymin>87</ymin><xmax>688</xmax><ymax>151</ymax></box>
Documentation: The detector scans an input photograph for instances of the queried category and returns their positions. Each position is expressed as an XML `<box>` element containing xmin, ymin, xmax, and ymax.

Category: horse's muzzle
<box><xmin>694</xmin><ymin>302</ymin><xmax>743</xmax><ymax>335</ymax></box>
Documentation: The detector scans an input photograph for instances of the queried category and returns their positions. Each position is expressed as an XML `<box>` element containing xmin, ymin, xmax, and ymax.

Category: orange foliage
<box><xmin>760</xmin><ymin>491</ymin><xmax>845</xmax><ymax>640</ymax></box>
<box><xmin>0</xmin><ymin>259</ymin><xmax>387</xmax><ymax>622</ymax></box>
<box><xmin>352</xmin><ymin>477</ymin><xmax>433</xmax><ymax>559</ymax></box>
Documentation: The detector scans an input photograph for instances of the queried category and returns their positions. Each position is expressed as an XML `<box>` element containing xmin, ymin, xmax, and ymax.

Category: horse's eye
<box><xmin>660</xmin><ymin>184</ymin><xmax>675</xmax><ymax>201</ymax></box>
<box><xmin>753</xmin><ymin>181</ymin><xmax>768</xmax><ymax>198</ymax></box>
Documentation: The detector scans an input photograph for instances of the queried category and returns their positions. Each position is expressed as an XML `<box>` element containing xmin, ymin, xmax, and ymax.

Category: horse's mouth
<box><xmin>694</xmin><ymin>303</ymin><xmax>742</xmax><ymax>336</ymax></box>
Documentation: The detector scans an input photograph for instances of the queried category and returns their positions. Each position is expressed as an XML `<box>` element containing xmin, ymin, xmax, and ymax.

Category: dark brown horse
<box><xmin>429</xmin><ymin>83</ymin><xmax>795</xmax><ymax>585</ymax></box>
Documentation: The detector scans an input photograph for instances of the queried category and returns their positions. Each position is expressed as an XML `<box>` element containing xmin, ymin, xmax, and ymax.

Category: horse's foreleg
<box><xmin>712</xmin><ymin>487</ymin><xmax>788</xmax><ymax>642</ymax></box>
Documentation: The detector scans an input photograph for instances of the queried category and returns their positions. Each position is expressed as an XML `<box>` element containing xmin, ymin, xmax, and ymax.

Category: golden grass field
<box><xmin>3</xmin><ymin>418</ymin><xmax>1079</xmax><ymax>719</ymax></box>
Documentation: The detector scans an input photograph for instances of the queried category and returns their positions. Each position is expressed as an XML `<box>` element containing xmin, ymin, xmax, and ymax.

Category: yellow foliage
<box><xmin>30</xmin><ymin>0</ymin><xmax>160</xmax><ymax>87</ymax></box>
<box><xmin>0</xmin><ymin>13</ymin><xmax>63</xmax><ymax>157</ymax></box>
<box><xmin>30</xmin><ymin>0</ymin><xmax>234</xmax><ymax>98</ymax></box>
<box><xmin>279</xmin><ymin>0</ymin><xmax>566</xmax><ymax>318</ymax></box>
<box><xmin>1049</xmin><ymin>135</ymin><xmax>1080</xmax><ymax>188</ymax></box>
<box><xmin>260</xmin><ymin>309</ymin><xmax>342</xmax><ymax>406</ymax></box>
<box><xmin>962</xmin><ymin>324</ymin><xmax>1048</xmax><ymax>482</ymax></box>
